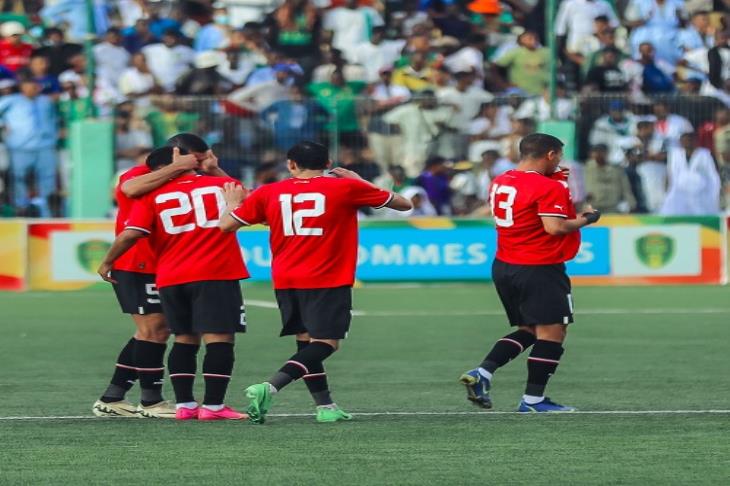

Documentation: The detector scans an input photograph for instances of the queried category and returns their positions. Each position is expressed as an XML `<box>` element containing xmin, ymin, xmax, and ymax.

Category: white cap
<box><xmin>194</xmin><ymin>50</ymin><xmax>225</xmax><ymax>69</ymax></box>
<box><xmin>1</xmin><ymin>21</ymin><xmax>25</xmax><ymax>38</ymax></box>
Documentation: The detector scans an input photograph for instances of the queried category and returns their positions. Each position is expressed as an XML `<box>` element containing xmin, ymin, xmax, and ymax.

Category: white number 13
<box><xmin>279</xmin><ymin>193</ymin><xmax>325</xmax><ymax>236</ymax></box>
<box><xmin>490</xmin><ymin>184</ymin><xmax>517</xmax><ymax>227</ymax></box>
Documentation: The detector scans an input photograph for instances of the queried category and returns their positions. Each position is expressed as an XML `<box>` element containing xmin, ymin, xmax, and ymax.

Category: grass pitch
<box><xmin>1</xmin><ymin>284</ymin><xmax>729</xmax><ymax>485</ymax></box>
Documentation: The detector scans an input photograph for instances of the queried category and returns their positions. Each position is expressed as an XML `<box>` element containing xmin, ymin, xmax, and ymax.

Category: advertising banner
<box><xmin>0</xmin><ymin>220</ymin><xmax>27</xmax><ymax>290</ymax></box>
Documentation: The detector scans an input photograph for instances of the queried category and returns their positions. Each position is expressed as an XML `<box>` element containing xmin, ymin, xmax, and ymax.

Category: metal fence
<box><xmin>0</xmin><ymin>92</ymin><xmax>727</xmax><ymax>217</ymax></box>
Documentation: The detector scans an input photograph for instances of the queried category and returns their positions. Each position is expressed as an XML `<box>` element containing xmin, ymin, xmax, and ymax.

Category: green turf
<box><xmin>1</xmin><ymin>285</ymin><xmax>729</xmax><ymax>485</ymax></box>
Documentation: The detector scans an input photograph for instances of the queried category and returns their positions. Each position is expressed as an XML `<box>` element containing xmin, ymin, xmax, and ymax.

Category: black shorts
<box><xmin>492</xmin><ymin>259</ymin><xmax>574</xmax><ymax>327</ymax></box>
<box><xmin>159</xmin><ymin>280</ymin><xmax>246</xmax><ymax>335</ymax></box>
<box><xmin>275</xmin><ymin>286</ymin><xmax>352</xmax><ymax>340</ymax></box>
<box><xmin>111</xmin><ymin>270</ymin><xmax>163</xmax><ymax>315</ymax></box>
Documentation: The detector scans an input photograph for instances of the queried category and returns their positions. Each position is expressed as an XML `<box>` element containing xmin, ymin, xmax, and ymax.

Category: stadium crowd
<box><xmin>0</xmin><ymin>0</ymin><xmax>730</xmax><ymax>217</ymax></box>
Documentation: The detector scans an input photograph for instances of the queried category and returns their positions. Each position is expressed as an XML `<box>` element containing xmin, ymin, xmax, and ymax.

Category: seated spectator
<box><xmin>114</xmin><ymin>109</ymin><xmax>153</xmax><ymax>171</ymax></box>
<box><xmin>678</xmin><ymin>10</ymin><xmax>714</xmax><ymax>54</ymax></box>
<box><xmin>217</xmin><ymin>28</ymin><xmax>266</xmax><ymax>86</ymax></box>
<box><xmin>366</xmin><ymin>66</ymin><xmax>411</xmax><ymax>171</ymax></box>
<box><xmin>502</xmin><ymin>117</ymin><xmax>536</xmax><ymax>164</ymax></box>
<box><xmin>708</xmin><ymin>30</ymin><xmax>730</xmax><ymax>91</ymax></box>
<box><xmin>374</xmin><ymin>164</ymin><xmax>411</xmax><ymax>193</ymax></box>
<box><xmin>382</xmin><ymin>91</ymin><xmax>453</xmax><ymax>177</ymax></box>
<box><xmin>653</xmin><ymin>101</ymin><xmax>693</xmax><ymax>147</ymax></box>
<box><xmin>338</xmin><ymin>146</ymin><xmax>381</xmax><ymax>181</ymax></box>
<box><xmin>697</xmin><ymin>108</ymin><xmax>728</xmax><ymax>154</ymax></box>
<box><xmin>580</xmin><ymin>27</ymin><xmax>628</xmax><ymax>79</ymax></box>
<box><xmin>265</xmin><ymin>0</ymin><xmax>322</xmax><ymax>75</ymax></box>
<box><xmin>24</xmin><ymin>54</ymin><xmax>61</xmax><ymax>96</ymax></box>
<box><xmin>450</xmin><ymin>160</ymin><xmax>481</xmax><ymax>215</ymax></box>
<box><xmin>176</xmin><ymin>51</ymin><xmax>234</xmax><ymax>95</ymax></box>
<box><xmin>556</xmin><ymin>0</ymin><xmax>619</xmax><ymax>65</ymax></box>
<box><xmin>34</xmin><ymin>27</ymin><xmax>82</xmax><ymax>77</ymax></box>
<box><xmin>432</xmin><ymin>3</ymin><xmax>472</xmax><ymax>41</ymax></box>
<box><xmin>142</xmin><ymin>29</ymin><xmax>195</xmax><ymax>93</ymax></box>
<box><xmin>260</xmin><ymin>83</ymin><xmax>328</xmax><ymax>152</ymax></box>
<box><xmin>308</xmin><ymin>69</ymin><xmax>367</xmax><ymax>149</ymax></box>
<box><xmin>393</xmin><ymin>186</ymin><xmax>438</xmax><ymax>217</ymax></box>
<box><xmin>0</xmin><ymin>21</ymin><xmax>32</xmax><ymax>72</ymax></box>
<box><xmin>584</xmin><ymin>144</ymin><xmax>636</xmax><ymax>213</ymax></box>
<box><xmin>119</xmin><ymin>52</ymin><xmax>160</xmax><ymax>108</ymax></box>
<box><xmin>59</xmin><ymin>53</ymin><xmax>90</xmax><ymax>99</ymax></box>
<box><xmin>443</xmin><ymin>33</ymin><xmax>487</xmax><ymax>81</ymax></box>
<box><xmin>311</xmin><ymin>47</ymin><xmax>367</xmax><ymax>84</ymax></box>
<box><xmin>634</xmin><ymin>42</ymin><xmax>676</xmax><ymax>94</ymax></box>
<box><xmin>93</xmin><ymin>28</ymin><xmax>130</xmax><ymax>98</ymax></box>
<box><xmin>391</xmin><ymin>51</ymin><xmax>437</xmax><ymax>92</ymax></box>
<box><xmin>246</xmin><ymin>50</ymin><xmax>303</xmax><ymax>87</ymax></box>
<box><xmin>513</xmin><ymin>83</ymin><xmax>575</xmax><ymax>121</ymax></box>
<box><xmin>416</xmin><ymin>156</ymin><xmax>451</xmax><ymax>215</ymax></box>
<box><xmin>468</xmin><ymin>100</ymin><xmax>512</xmax><ymax>142</ymax></box>
<box><xmin>589</xmin><ymin>100</ymin><xmax>637</xmax><ymax>164</ymax></box>
<box><xmin>350</xmin><ymin>26</ymin><xmax>406</xmax><ymax>83</ymax></box>
<box><xmin>122</xmin><ymin>19</ymin><xmax>159</xmax><ymax>54</ymax></box>
<box><xmin>0</xmin><ymin>77</ymin><xmax>59</xmax><ymax>217</ymax></box>
<box><xmin>493</xmin><ymin>31</ymin><xmax>549</xmax><ymax>96</ymax></box>
<box><xmin>660</xmin><ymin>132</ymin><xmax>721</xmax><ymax>215</ymax></box>
<box><xmin>194</xmin><ymin>9</ymin><xmax>229</xmax><ymax>52</ymax></box>
<box><xmin>583</xmin><ymin>47</ymin><xmax>629</xmax><ymax>93</ymax></box>
<box><xmin>253</xmin><ymin>161</ymin><xmax>281</xmax><ymax>188</ymax></box>
<box><xmin>324</xmin><ymin>0</ymin><xmax>384</xmax><ymax>61</ymax></box>
<box><xmin>229</xmin><ymin>64</ymin><xmax>294</xmax><ymax>113</ymax></box>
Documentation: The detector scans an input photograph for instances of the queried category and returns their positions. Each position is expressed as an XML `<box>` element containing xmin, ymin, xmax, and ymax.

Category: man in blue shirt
<box><xmin>0</xmin><ymin>77</ymin><xmax>59</xmax><ymax>217</ymax></box>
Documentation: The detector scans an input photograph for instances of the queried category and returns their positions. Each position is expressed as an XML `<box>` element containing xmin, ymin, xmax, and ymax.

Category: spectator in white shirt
<box><xmin>513</xmin><ymin>83</ymin><xmax>575</xmax><ymax>121</ymax></box>
<box><xmin>141</xmin><ymin>29</ymin><xmax>195</xmax><ymax>93</ymax></box>
<box><xmin>443</xmin><ymin>33</ymin><xmax>487</xmax><ymax>81</ymax></box>
<box><xmin>324</xmin><ymin>0</ymin><xmax>384</xmax><ymax>61</ymax></box>
<box><xmin>366</xmin><ymin>67</ymin><xmax>411</xmax><ymax>171</ymax></box>
<box><xmin>555</xmin><ymin>0</ymin><xmax>619</xmax><ymax>56</ymax></box>
<box><xmin>93</xmin><ymin>28</ymin><xmax>130</xmax><ymax>96</ymax></box>
<box><xmin>119</xmin><ymin>52</ymin><xmax>159</xmax><ymax>109</ymax></box>
<box><xmin>350</xmin><ymin>27</ymin><xmax>406</xmax><ymax>83</ymax></box>
<box><xmin>625</xmin><ymin>0</ymin><xmax>686</xmax><ymax>64</ymax></box>
<box><xmin>652</xmin><ymin>101</ymin><xmax>693</xmax><ymax>148</ymax></box>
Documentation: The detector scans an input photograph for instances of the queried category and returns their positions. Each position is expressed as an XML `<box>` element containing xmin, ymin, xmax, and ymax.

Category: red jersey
<box><xmin>231</xmin><ymin>176</ymin><xmax>392</xmax><ymax>289</ymax></box>
<box><xmin>0</xmin><ymin>40</ymin><xmax>33</xmax><ymax>71</ymax></box>
<box><xmin>113</xmin><ymin>165</ymin><xmax>157</xmax><ymax>274</ymax></box>
<box><xmin>126</xmin><ymin>173</ymin><xmax>250</xmax><ymax>288</ymax></box>
<box><xmin>490</xmin><ymin>170</ymin><xmax>580</xmax><ymax>265</ymax></box>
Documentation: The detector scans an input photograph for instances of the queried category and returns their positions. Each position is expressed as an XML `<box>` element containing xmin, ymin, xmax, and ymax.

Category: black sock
<box><xmin>101</xmin><ymin>338</ymin><xmax>137</xmax><ymax>402</ymax></box>
<box><xmin>297</xmin><ymin>340</ymin><xmax>332</xmax><ymax>406</ymax></box>
<box><xmin>525</xmin><ymin>340</ymin><xmax>564</xmax><ymax>397</ymax></box>
<box><xmin>134</xmin><ymin>340</ymin><xmax>167</xmax><ymax>406</ymax></box>
<box><xmin>480</xmin><ymin>329</ymin><xmax>537</xmax><ymax>373</ymax></box>
<box><xmin>269</xmin><ymin>341</ymin><xmax>335</xmax><ymax>392</ymax></box>
<box><xmin>202</xmin><ymin>342</ymin><xmax>235</xmax><ymax>407</ymax></box>
<box><xmin>168</xmin><ymin>342</ymin><xmax>200</xmax><ymax>404</ymax></box>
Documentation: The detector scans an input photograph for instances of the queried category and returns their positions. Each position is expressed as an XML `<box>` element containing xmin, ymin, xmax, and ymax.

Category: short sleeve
<box><xmin>126</xmin><ymin>196</ymin><xmax>155</xmax><ymax>234</ymax></box>
<box><xmin>348</xmin><ymin>179</ymin><xmax>393</xmax><ymax>208</ymax></box>
<box><xmin>536</xmin><ymin>181</ymin><xmax>571</xmax><ymax>219</ymax></box>
<box><xmin>231</xmin><ymin>186</ymin><xmax>267</xmax><ymax>226</ymax></box>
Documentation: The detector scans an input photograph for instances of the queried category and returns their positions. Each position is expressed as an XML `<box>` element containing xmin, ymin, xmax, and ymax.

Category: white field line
<box><xmin>1</xmin><ymin>410</ymin><xmax>730</xmax><ymax>421</ymax></box>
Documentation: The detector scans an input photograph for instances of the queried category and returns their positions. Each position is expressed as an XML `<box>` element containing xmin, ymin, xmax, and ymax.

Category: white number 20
<box><xmin>279</xmin><ymin>193</ymin><xmax>325</xmax><ymax>236</ymax></box>
<box><xmin>489</xmin><ymin>184</ymin><xmax>517</xmax><ymax>227</ymax></box>
<box><xmin>157</xmin><ymin>187</ymin><xmax>226</xmax><ymax>235</ymax></box>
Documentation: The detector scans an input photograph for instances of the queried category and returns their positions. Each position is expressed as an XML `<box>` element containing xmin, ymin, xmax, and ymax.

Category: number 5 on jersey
<box><xmin>490</xmin><ymin>184</ymin><xmax>517</xmax><ymax>227</ymax></box>
<box><xmin>279</xmin><ymin>193</ymin><xmax>326</xmax><ymax>236</ymax></box>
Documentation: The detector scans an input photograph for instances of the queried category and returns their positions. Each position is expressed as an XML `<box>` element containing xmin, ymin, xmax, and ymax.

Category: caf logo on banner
<box><xmin>76</xmin><ymin>240</ymin><xmax>112</xmax><ymax>274</ymax></box>
<box><xmin>635</xmin><ymin>233</ymin><xmax>675</xmax><ymax>269</ymax></box>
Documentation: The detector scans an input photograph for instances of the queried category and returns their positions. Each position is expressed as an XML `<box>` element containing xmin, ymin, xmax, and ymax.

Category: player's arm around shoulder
<box><xmin>330</xmin><ymin>167</ymin><xmax>413</xmax><ymax>211</ymax></box>
<box><xmin>219</xmin><ymin>181</ymin><xmax>253</xmax><ymax>232</ymax></box>
<box><xmin>120</xmin><ymin>148</ymin><xmax>199</xmax><ymax>198</ymax></box>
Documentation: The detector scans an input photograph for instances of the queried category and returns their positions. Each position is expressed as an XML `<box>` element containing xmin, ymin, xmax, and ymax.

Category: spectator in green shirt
<box><xmin>493</xmin><ymin>31</ymin><xmax>549</xmax><ymax>96</ymax></box>
<box><xmin>145</xmin><ymin>95</ymin><xmax>200</xmax><ymax>147</ymax></box>
<box><xmin>308</xmin><ymin>69</ymin><xmax>366</xmax><ymax>148</ymax></box>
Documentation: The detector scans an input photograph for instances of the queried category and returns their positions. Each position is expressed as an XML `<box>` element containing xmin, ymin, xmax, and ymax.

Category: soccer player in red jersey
<box><xmin>98</xmin><ymin>146</ymin><xmax>250</xmax><ymax>421</ymax></box>
<box><xmin>219</xmin><ymin>141</ymin><xmax>412</xmax><ymax>423</ymax></box>
<box><xmin>93</xmin><ymin>134</ymin><xmax>221</xmax><ymax>418</ymax></box>
<box><xmin>459</xmin><ymin>133</ymin><xmax>601</xmax><ymax>413</ymax></box>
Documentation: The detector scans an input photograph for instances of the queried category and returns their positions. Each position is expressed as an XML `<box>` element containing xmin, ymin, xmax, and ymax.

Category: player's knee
<box><xmin>536</xmin><ymin>324</ymin><xmax>567</xmax><ymax>343</ymax></box>
<box><xmin>175</xmin><ymin>333</ymin><xmax>201</xmax><ymax>345</ymax></box>
<box><xmin>311</xmin><ymin>338</ymin><xmax>339</xmax><ymax>351</ymax></box>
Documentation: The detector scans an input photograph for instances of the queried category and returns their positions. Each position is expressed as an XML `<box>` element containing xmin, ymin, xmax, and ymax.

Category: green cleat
<box><xmin>316</xmin><ymin>405</ymin><xmax>353</xmax><ymax>423</ymax></box>
<box><xmin>245</xmin><ymin>383</ymin><xmax>273</xmax><ymax>424</ymax></box>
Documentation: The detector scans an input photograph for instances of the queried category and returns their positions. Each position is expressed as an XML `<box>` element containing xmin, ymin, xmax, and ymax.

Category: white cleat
<box><xmin>92</xmin><ymin>399</ymin><xmax>138</xmax><ymax>417</ymax></box>
<box><xmin>136</xmin><ymin>400</ymin><xmax>177</xmax><ymax>419</ymax></box>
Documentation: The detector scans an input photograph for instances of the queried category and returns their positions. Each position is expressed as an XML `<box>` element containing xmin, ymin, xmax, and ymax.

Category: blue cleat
<box><xmin>458</xmin><ymin>369</ymin><xmax>492</xmax><ymax>409</ymax></box>
<box><xmin>517</xmin><ymin>397</ymin><xmax>576</xmax><ymax>413</ymax></box>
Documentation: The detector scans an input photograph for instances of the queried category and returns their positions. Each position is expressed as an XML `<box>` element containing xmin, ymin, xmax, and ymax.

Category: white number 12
<box><xmin>279</xmin><ymin>193</ymin><xmax>325</xmax><ymax>236</ymax></box>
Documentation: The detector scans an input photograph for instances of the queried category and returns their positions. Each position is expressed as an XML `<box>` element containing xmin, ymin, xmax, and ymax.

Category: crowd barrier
<box><xmin>0</xmin><ymin>216</ymin><xmax>726</xmax><ymax>291</ymax></box>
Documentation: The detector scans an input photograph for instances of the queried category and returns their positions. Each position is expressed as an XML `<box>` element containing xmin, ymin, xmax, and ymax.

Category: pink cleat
<box><xmin>198</xmin><ymin>406</ymin><xmax>248</xmax><ymax>421</ymax></box>
<box><xmin>175</xmin><ymin>406</ymin><xmax>200</xmax><ymax>420</ymax></box>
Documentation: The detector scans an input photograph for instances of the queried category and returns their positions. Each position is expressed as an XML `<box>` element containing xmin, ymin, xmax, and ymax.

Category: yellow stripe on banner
<box><xmin>700</xmin><ymin>226</ymin><xmax>721</xmax><ymax>247</ymax></box>
<box><xmin>597</xmin><ymin>215</ymin><xmax>641</xmax><ymax>226</ymax></box>
<box><xmin>409</xmin><ymin>218</ymin><xmax>456</xmax><ymax>229</ymax></box>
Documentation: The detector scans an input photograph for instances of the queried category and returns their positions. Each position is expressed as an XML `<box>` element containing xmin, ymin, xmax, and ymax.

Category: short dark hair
<box><xmin>165</xmin><ymin>133</ymin><xmax>209</xmax><ymax>153</ymax></box>
<box><xmin>287</xmin><ymin>141</ymin><xmax>329</xmax><ymax>170</ymax></box>
<box><xmin>519</xmin><ymin>133</ymin><xmax>564</xmax><ymax>159</ymax></box>
<box><xmin>425</xmin><ymin>156</ymin><xmax>447</xmax><ymax>168</ymax></box>
<box><xmin>146</xmin><ymin>146</ymin><xmax>189</xmax><ymax>170</ymax></box>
